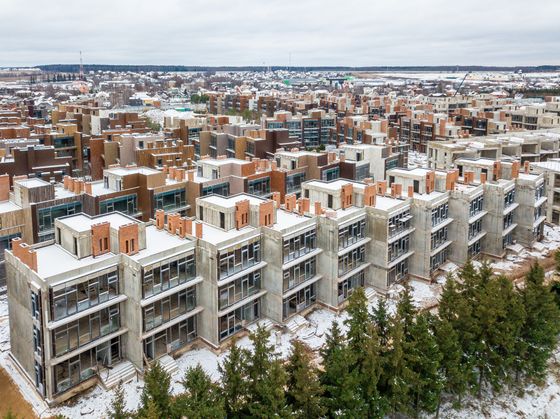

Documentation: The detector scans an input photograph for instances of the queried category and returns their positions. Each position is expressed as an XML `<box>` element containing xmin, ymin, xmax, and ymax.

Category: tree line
<box><xmin>104</xmin><ymin>260</ymin><xmax>560</xmax><ymax>418</ymax></box>
<box><xmin>5</xmin><ymin>260</ymin><xmax>554</xmax><ymax>419</ymax></box>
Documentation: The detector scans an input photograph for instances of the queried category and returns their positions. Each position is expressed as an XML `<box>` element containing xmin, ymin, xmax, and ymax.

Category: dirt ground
<box><xmin>0</xmin><ymin>366</ymin><xmax>37</xmax><ymax>418</ymax></box>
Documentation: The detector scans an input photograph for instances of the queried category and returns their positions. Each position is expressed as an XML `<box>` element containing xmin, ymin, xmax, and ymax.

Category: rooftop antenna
<box><xmin>79</xmin><ymin>50</ymin><xmax>84</xmax><ymax>80</ymax></box>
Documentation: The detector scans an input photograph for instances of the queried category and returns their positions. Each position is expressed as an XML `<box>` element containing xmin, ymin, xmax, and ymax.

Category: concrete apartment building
<box><xmin>302</xmin><ymin>179</ymin><xmax>415</xmax><ymax>293</ymax></box>
<box><xmin>510</xmin><ymin>104</ymin><xmax>560</xmax><ymax>131</ymax></box>
<box><xmin>263</xmin><ymin>110</ymin><xmax>336</xmax><ymax>148</ymax></box>
<box><xmin>6</xmin><ymin>211</ymin><xmax>203</xmax><ymax>403</ymax></box>
<box><xmin>531</xmin><ymin>159</ymin><xmax>560</xmax><ymax>224</ymax></box>
<box><xmin>386</xmin><ymin>168</ymin><xmax>454</xmax><ymax>280</ymax></box>
<box><xmin>427</xmin><ymin>129</ymin><xmax>560</xmax><ymax>170</ymax></box>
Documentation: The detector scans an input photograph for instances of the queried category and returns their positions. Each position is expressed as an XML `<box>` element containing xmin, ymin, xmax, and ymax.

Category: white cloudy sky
<box><xmin>1</xmin><ymin>0</ymin><xmax>559</xmax><ymax>67</ymax></box>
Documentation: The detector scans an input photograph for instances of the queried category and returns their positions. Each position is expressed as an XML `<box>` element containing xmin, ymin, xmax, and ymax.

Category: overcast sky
<box><xmin>1</xmin><ymin>0</ymin><xmax>559</xmax><ymax>67</ymax></box>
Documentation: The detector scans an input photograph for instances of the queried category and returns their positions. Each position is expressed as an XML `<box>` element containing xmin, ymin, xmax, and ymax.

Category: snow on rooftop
<box><xmin>0</xmin><ymin>200</ymin><xmax>21</xmax><ymax>214</ymax></box>
<box><xmin>58</xmin><ymin>212</ymin><xmax>136</xmax><ymax>233</ymax></box>
<box><xmin>200</xmin><ymin>193</ymin><xmax>266</xmax><ymax>208</ymax></box>
<box><xmin>199</xmin><ymin>222</ymin><xmax>258</xmax><ymax>245</ymax></box>
<box><xmin>130</xmin><ymin>224</ymin><xmax>193</xmax><ymax>261</ymax></box>
<box><xmin>270</xmin><ymin>209</ymin><xmax>312</xmax><ymax>232</ymax></box>
<box><xmin>15</xmin><ymin>178</ymin><xmax>50</xmax><ymax>188</ymax></box>
<box><xmin>35</xmin><ymin>245</ymin><xmax>116</xmax><ymax>278</ymax></box>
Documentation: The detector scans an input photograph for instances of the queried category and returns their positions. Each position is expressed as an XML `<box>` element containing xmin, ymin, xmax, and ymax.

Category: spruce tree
<box><xmin>108</xmin><ymin>381</ymin><xmax>128</xmax><ymax>419</ymax></box>
<box><xmin>138</xmin><ymin>398</ymin><xmax>161</xmax><ymax>419</ymax></box>
<box><xmin>320</xmin><ymin>321</ymin><xmax>367</xmax><ymax>417</ymax></box>
<box><xmin>173</xmin><ymin>364</ymin><xmax>225</xmax><ymax>419</ymax></box>
<box><xmin>396</xmin><ymin>283</ymin><xmax>416</xmax><ymax>340</ymax></box>
<box><xmin>245</xmin><ymin>326</ymin><xmax>290</xmax><ymax>417</ymax></box>
<box><xmin>285</xmin><ymin>340</ymin><xmax>326</xmax><ymax>419</ymax></box>
<box><xmin>434</xmin><ymin>316</ymin><xmax>468</xmax><ymax>408</ymax></box>
<box><xmin>218</xmin><ymin>338</ymin><xmax>249</xmax><ymax>417</ymax></box>
<box><xmin>344</xmin><ymin>286</ymin><xmax>371</xmax><ymax>363</ymax></box>
<box><xmin>139</xmin><ymin>361</ymin><xmax>172</xmax><ymax>418</ymax></box>
<box><xmin>475</xmin><ymin>274</ymin><xmax>525</xmax><ymax>394</ymax></box>
<box><xmin>383</xmin><ymin>316</ymin><xmax>413</xmax><ymax>418</ymax></box>
<box><xmin>344</xmin><ymin>287</ymin><xmax>386</xmax><ymax>417</ymax></box>
<box><xmin>518</xmin><ymin>262</ymin><xmax>560</xmax><ymax>381</ymax></box>
<box><xmin>408</xmin><ymin>313</ymin><xmax>443</xmax><ymax>417</ymax></box>
<box><xmin>372</xmin><ymin>297</ymin><xmax>390</xmax><ymax>347</ymax></box>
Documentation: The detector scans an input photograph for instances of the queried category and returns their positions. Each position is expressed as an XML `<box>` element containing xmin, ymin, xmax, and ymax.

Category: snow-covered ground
<box><xmin>1</xmin><ymin>225</ymin><xmax>560</xmax><ymax>417</ymax></box>
<box><xmin>440</xmin><ymin>348</ymin><xmax>560</xmax><ymax>419</ymax></box>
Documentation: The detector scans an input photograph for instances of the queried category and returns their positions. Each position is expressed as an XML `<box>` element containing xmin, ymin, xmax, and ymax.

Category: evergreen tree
<box><xmin>372</xmin><ymin>297</ymin><xmax>390</xmax><ymax>346</ymax></box>
<box><xmin>320</xmin><ymin>321</ymin><xmax>367</xmax><ymax>418</ymax></box>
<box><xmin>285</xmin><ymin>340</ymin><xmax>326</xmax><ymax>419</ymax></box>
<box><xmin>218</xmin><ymin>338</ymin><xmax>249</xmax><ymax>417</ymax></box>
<box><xmin>383</xmin><ymin>316</ymin><xmax>414</xmax><ymax>418</ymax></box>
<box><xmin>475</xmin><ymin>274</ymin><xmax>525</xmax><ymax>394</ymax></box>
<box><xmin>434</xmin><ymin>316</ymin><xmax>468</xmax><ymax>408</ymax></box>
<box><xmin>344</xmin><ymin>287</ymin><xmax>386</xmax><ymax>417</ymax></box>
<box><xmin>396</xmin><ymin>283</ymin><xmax>416</xmax><ymax>340</ymax></box>
<box><xmin>138</xmin><ymin>398</ymin><xmax>161</xmax><ymax>419</ymax></box>
<box><xmin>518</xmin><ymin>263</ymin><xmax>560</xmax><ymax>381</ymax></box>
<box><xmin>344</xmin><ymin>287</ymin><xmax>370</xmax><ymax>362</ymax></box>
<box><xmin>138</xmin><ymin>361</ymin><xmax>172</xmax><ymax>418</ymax></box>
<box><xmin>408</xmin><ymin>313</ymin><xmax>444</xmax><ymax>417</ymax></box>
<box><xmin>173</xmin><ymin>364</ymin><xmax>225</xmax><ymax>419</ymax></box>
<box><xmin>108</xmin><ymin>381</ymin><xmax>128</xmax><ymax>419</ymax></box>
<box><xmin>245</xmin><ymin>326</ymin><xmax>290</xmax><ymax>417</ymax></box>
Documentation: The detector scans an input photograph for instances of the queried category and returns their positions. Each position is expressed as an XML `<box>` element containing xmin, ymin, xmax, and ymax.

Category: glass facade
<box><xmin>218</xmin><ymin>270</ymin><xmax>261</xmax><ymax>311</ymax></box>
<box><xmin>52</xmin><ymin>304</ymin><xmax>120</xmax><ymax>357</ymax></box>
<box><xmin>99</xmin><ymin>194</ymin><xmax>138</xmax><ymax>216</ymax></box>
<box><xmin>154</xmin><ymin>189</ymin><xmax>186</xmax><ymax>212</ymax></box>
<box><xmin>282</xmin><ymin>230</ymin><xmax>316</xmax><ymax>263</ymax></box>
<box><xmin>38</xmin><ymin>202</ymin><xmax>82</xmax><ymax>242</ymax></box>
<box><xmin>202</xmin><ymin>182</ymin><xmax>230</xmax><ymax>197</ymax></box>
<box><xmin>142</xmin><ymin>254</ymin><xmax>196</xmax><ymax>298</ymax></box>
<box><xmin>53</xmin><ymin>337</ymin><xmax>121</xmax><ymax>394</ymax></box>
<box><xmin>218</xmin><ymin>238</ymin><xmax>261</xmax><ymax>279</ymax></box>
<box><xmin>219</xmin><ymin>299</ymin><xmax>260</xmax><ymax>341</ymax></box>
<box><xmin>283</xmin><ymin>283</ymin><xmax>316</xmax><ymax>320</ymax></box>
<box><xmin>51</xmin><ymin>270</ymin><xmax>119</xmax><ymax>321</ymax></box>
<box><xmin>143</xmin><ymin>287</ymin><xmax>196</xmax><ymax>331</ymax></box>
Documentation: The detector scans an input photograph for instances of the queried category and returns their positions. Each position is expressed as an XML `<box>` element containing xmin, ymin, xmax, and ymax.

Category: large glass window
<box><xmin>218</xmin><ymin>270</ymin><xmax>261</xmax><ymax>310</ymax></box>
<box><xmin>51</xmin><ymin>270</ymin><xmax>119</xmax><ymax>321</ymax></box>
<box><xmin>431</xmin><ymin>203</ymin><xmax>449</xmax><ymax>227</ymax></box>
<box><xmin>52</xmin><ymin>304</ymin><xmax>120</xmax><ymax>356</ymax></box>
<box><xmin>99</xmin><ymin>194</ymin><xmax>137</xmax><ymax>216</ymax></box>
<box><xmin>388</xmin><ymin>236</ymin><xmax>410</xmax><ymax>262</ymax></box>
<box><xmin>338</xmin><ymin>245</ymin><xmax>366</xmax><ymax>276</ymax></box>
<box><xmin>154</xmin><ymin>189</ymin><xmax>186</xmax><ymax>212</ymax></box>
<box><xmin>388</xmin><ymin>210</ymin><xmax>412</xmax><ymax>238</ymax></box>
<box><xmin>142</xmin><ymin>254</ymin><xmax>196</xmax><ymax>298</ymax></box>
<box><xmin>504</xmin><ymin>189</ymin><xmax>516</xmax><ymax>208</ymax></box>
<box><xmin>38</xmin><ymin>202</ymin><xmax>82</xmax><ymax>242</ymax></box>
<box><xmin>338</xmin><ymin>271</ymin><xmax>365</xmax><ymax>303</ymax></box>
<box><xmin>144</xmin><ymin>317</ymin><xmax>197</xmax><ymax>360</ymax></box>
<box><xmin>219</xmin><ymin>299</ymin><xmax>260</xmax><ymax>341</ymax></box>
<box><xmin>283</xmin><ymin>257</ymin><xmax>316</xmax><ymax>292</ymax></box>
<box><xmin>286</xmin><ymin>172</ymin><xmax>306</xmax><ymax>195</ymax></box>
<box><xmin>430</xmin><ymin>227</ymin><xmax>449</xmax><ymax>251</ymax></box>
<box><xmin>54</xmin><ymin>337</ymin><xmax>121</xmax><ymax>394</ymax></box>
<box><xmin>218</xmin><ymin>238</ymin><xmax>261</xmax><ymax>279</ymax></box>
<box><xmin>283</xmin><ymin>283</ymin><xmax>316</xmax><ymax>320</ymax></box>
<box><xmin>338</xmin><ymin>219</ymin><xmax>366</xmax><ymax>250</ymax></box>
<box><xmin>469</xmin><ymin>195</ymin><xmax>484</xmax><ymax>217</ymax></box>
<box><xmin>282</xmin><ymin>230</ymin><xmax>316</xmax><ymax>263</ymax></box>
<box><xmin>143</xmin><ymin>287</ymin><xmax>196</xmax><ymax>331</ymax></box>
<box><xmin>202</xmin><ymin>182</ymin><xmax>230</xmax><ymax>197</ymax></box>
<box><xmin>247</xmin><ymin>177</ymin><xmax>271</xmax><ymax>197</ymax></box>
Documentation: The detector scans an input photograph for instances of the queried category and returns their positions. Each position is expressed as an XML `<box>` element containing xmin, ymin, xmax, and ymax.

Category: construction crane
<box><xmin>454</xmin><ymin>71</ymin><xmax>471</xmax><ymax>96</ymax></box>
